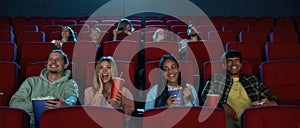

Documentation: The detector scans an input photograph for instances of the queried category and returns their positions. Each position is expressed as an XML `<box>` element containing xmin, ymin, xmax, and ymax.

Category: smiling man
<box><xmin>9</xmin><ymin>49</ymin><xmax>78</xmax><ymax>126</ymax></box>
<box><xmin>201</xmin><ymin>50</ymin><xmax>279</xmax><ymax>128</ymax></box>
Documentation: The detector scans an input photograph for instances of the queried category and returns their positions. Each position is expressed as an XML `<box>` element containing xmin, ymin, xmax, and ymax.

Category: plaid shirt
<box><xmin>200</xmin><ymin>72</ymin><xmax>280</xmax><ymax>106</ymax></box>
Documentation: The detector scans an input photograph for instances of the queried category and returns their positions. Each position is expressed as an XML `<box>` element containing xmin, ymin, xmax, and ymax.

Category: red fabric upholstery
<box><xmin>270</xmin><ymin>32</ymin><xmax>299</xmax><ymax>43</ymax></box>
<box><xmin>19</xmin><ymin>43</ymin><xmax>55</xmax><ymax>81</ymax></box>
<box><xmin>0</xmin><ymin>42</ymin><xmax>16</xmax><ymax>62</ymax></box>
<box><xmin>187</xmin><ymin>41</ymin><xmax>224</xmax><ymax>85</ymax></box>
<box><xmin>265</xmin><ymin>43</ymin><xmax>300</xmax><ymax>61</ymax></box>
<box><xmin>40</xmin><ymin>106</ymin><xmax>125</xmax><ymax>128</ymax></box>
<box><xmin>242</xmin><ymin>106</ymin><xmax>300</xmax><ymax>128</ymax></box>
<box><xmin>144</xmin><ymin>41</ymin><xmax>179</xmax><ymax>63</ymax></box>
<box><xmin>0</xmin><ymin>62</ymin><xmax>18</xmax><ymax>106</ymax></box>
<box><xmin>0</xmin><ymin>31</ymin><xmax>13</xmax><ymax>42</ymax></box>
<box><xmin>208</xmin><ymin>31</ymin><xmax>237</xmax><ymax>47</ymax></box>
<box><xmin>0</xmin><ymin>106</ymin><xmax>30</xmax><ymax>128</ymax></box>
<box><xmin>260</xmin><ymin>60</ymin><xmax>300</xmax><ymax>105</ymax></box>
<box><xmin>15</xmin><ymin>31</ymin><xmax>45</xmax><ymax>46</ymax></box>
<box><xmin>143</xmin><ymin>106</ymin><xmax>226</xmax><ymax>128</ymax></box>
<box><xmin>102</xmin><ymin>40</ymin><xmax>139</xmax><ymax>66</ymax></box>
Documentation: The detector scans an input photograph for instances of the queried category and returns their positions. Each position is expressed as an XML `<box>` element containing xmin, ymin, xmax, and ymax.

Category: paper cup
<box><xmin>252</xmin><ymin>101</ymin><xmax>264</xmax><ymax>107</ymax></box>
<box><xmin>168</xmin><ymin>88</ymin><xmax>183</xmax><ymax>105</ymax></box>
<box><xmin>110</xmin><ymin>77</ymin><xmax>124</xmax><ymax>101</ymax></box>
<box><xmin>32</xmin><ymin>98</ymin><xmax>56</xmax><ymax>128</ymax></box>
<box><xmin>206</xmin><ymin>94</ymin><xmax>219</xmax><ymax>107</ymax></box>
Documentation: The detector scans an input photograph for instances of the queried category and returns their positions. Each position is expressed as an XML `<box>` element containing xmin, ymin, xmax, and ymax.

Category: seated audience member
<box><xmin>112</xmin><ymin>18</ymin><xmax>134</xmax><ymax>41</ymax></box>
<box><xmin>152</xmin><ymin>28</ymin><xmax>166</xmax><ymax>42</ymax></box>
<box><xmin>84</xmin><ymin>56</ymin><xmax>134</xmax><ymax>116</ymax></box>
<box><xmin>201</xmin><ymin>50</ymin><xmax>279</xmax><ymax>128</ymax></box>
<box><xmin>51</xmin><ymin>26</ymin><xmax>77</xmax><ymax>49</ymax></box>
<box><xmin>145</xmin><ymin>54</ymin><xmax>199</xmax><ymax>110</ymax></box>
<box><xmin>9</xmin><ymin>49</ymin><xmax>79</xmax><ymax>126</ymax></box>
<box><xmin>89</xmin><ymin>27</ymin><xmax>102</xmax><ymax>61</ymax></box>
<box><xmin>179</xmin><ymin>24</ymin><xmax>200</xmax><ymax>59</ymax></box>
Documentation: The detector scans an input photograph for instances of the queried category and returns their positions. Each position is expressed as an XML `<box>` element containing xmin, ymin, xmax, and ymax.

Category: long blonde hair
<box><xmin>93</xmin><ymin>56</ymin><xmax>118</xmax><ymax>91</ymax></box>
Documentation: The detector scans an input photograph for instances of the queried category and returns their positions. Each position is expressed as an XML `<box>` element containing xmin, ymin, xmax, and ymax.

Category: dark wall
<box><xmin>0</xmin><ymin>0</ymin><xmax>299</xmax><ymax>17</ymax></box>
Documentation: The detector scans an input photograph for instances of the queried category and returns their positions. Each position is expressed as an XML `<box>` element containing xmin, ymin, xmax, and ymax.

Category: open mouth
<box><xmin>102</xmin><ymin>73</ymin><xmax>109</xmax><ymax>79</ymax></box>
<box><xmin>232</xmin><ymin>66</ymin><xmax>238</xmax><ymax>69</ymax></box>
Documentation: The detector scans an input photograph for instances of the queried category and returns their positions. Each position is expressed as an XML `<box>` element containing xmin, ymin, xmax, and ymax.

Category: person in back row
<box><xmin>112</xmin><ymin>18</ymin><xmax>134</xmax><ymax>41</ymax></box>
<box><xmin>152</xmin><ymin>28</ymin><xmax>166</xmax><ymax>42</ymax></box>
<box><xmin>89</xmin><ymin>27</ymin><xmax>103</xmax><ymax>61</ymax></box>
<box><xmin>51</xmin><ymin>26</ymin><xmax>77</xmax><ymax>49</ymax></box>
<box><xmin>179</xmin><ymin>24</ymin><xmax>200</xmax><ymax>60</ymax></box>
<box><xmin>9</xmin><ymin>49</ymin><xmax>78</xmax><ymax>126</ymax></box>
<box><xmin>201</xmin><ymin>50</ymin><xmax>279</xmax><ymax>128</ymax></box>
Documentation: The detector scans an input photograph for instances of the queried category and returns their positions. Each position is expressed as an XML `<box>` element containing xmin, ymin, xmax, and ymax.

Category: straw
<box><xmin>119</xmin><ymin>72</ymin><xmax>123</xmax><ymax>78</ymax></box>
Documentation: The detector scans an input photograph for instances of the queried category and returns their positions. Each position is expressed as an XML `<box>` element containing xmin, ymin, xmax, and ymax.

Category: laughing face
<box><xmin>47</xmin><ymin>52</ymin><xmax>68</xmax><ymax>74</ymax></box>
<box><xmin>162</xmin><ymin>59</ymin><xmax>180</xmax><ymax>86</ymax></box>
<box><xmin>61</xmin><ymin>28</ymin><xmax>71</xmax><ymax>41</ymax></box>
<box><xmin>223</xmin><ymin>57</ymin><xmax>243</xmax><ymax>78</ymax></box>
<box><xmin>98</xmin><ymin>60</ymin><xmax>112</xmax><ymax>84</ymax></box>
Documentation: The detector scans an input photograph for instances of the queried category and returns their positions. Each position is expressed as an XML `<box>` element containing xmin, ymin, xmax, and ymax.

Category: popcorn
<box><xmin>31</xmin><ymin>96</ymin><xmax>55</xmax><ymax>100</ymax></box>
<box><xmin>169</xmin><ymin>86</ymin><xmax>182</xmax><ymax>91</ymax></box>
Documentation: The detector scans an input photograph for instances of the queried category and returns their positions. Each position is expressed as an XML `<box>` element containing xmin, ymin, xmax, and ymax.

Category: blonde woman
<box><xmin>84</xmin><ymin>56</ymin><xmax>134</xmax><ymax>116</ymax></box>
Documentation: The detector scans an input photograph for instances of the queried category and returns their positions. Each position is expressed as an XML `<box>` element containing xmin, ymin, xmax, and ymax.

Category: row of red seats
<box><xmin>1</xmin><ymin>53</ymin><xmax>300</xmax><ymax>106</ymax></box>
<box><xmin>2</xmin><ymin>16</ymin><xmax>300</xmax><ymax>29</ymax></box>
<box><xmin>1</xmin><ymin>40</ymin><xmax>300</xmax><ymax>83</ymax></box>
<box><xmin>1</xmin><ymin>23</ymin><xmax>299</xmax><ymax>43</ymax></box>
<box><xmin>1</xmin><ymin>105</ymin><xmax>299</xmax><ymax>128</ymax></box>
<box><xmin>1</xmin><ymin>40</ymin><xmax>300</xmax><ymax>78</ymax></box>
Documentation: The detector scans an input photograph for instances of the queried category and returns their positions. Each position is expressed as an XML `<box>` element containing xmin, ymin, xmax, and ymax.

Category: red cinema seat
<box><xmin>143</xmin><ymin>106</ymin><xmax>226</xmax><ymax>128</ymax></box>
<box><xmin>40</xmin><ymin>106</ymin><xmax>125</xmax><ymax>128</ymax></box>
<box><xmin>0</xmin><ymin>62</ymin><xmax>19</xmax><ymax>106</ymax></box>
<box><xmin>242</xmin><ymin>106</ymin><xmax>300</xmax><ymax>128</ymax></box>
<box><xmin>0</xmin><ymin>106</ymin><xmax>30</xmax><ymax>128</ymax></box>
<box><xmin>265</xmin><ymin>43</ymin><xmax>300</xmax><ymax>61</ymax></box>
<box><xmin>260</xmin><ymin>60</ymin><xmax>300</xmax><ymax>105</ymax></box>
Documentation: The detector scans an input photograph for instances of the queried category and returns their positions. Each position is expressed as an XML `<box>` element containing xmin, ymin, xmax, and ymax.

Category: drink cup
<box><xmin>110</xmin><ymin>77</ymin><xmax>125</xmax><ymax>101</ymax></box>
<box><xmin>206</xmin><ymin>94</ymin><xmax>219</xmax><ymax>107</ymax></box>
<box><xmin>32</xmin><ymin>97</ymin><xmax>57</xmax><ymax>128</ymax></box>
<box><xmin>168</xmin><ymin>88</ymin><xmax>183</xmax><ymax>105</ymax></box>
<box><xmin>252</xmin><ymin>101</ymin><xmax>264</xmax><ymax>107</ymax></box>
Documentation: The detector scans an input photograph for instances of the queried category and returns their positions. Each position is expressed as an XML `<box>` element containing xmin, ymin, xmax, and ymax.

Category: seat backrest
<box><xmin>15</xmin><ymin>31</ymin><xmax>45</xmax><ymax>46</ymax></box>
<box><xmin>0</xmin><ymin>61</ymin><xmax>19</xmax><ymax>106</ymax></box>
<box><xmin>242</xmin><ymin>106</ymin><xmax>300</xmax><ymax>128</ymax></box>
<box><xmin>102</xmin><ymin>40</ymin><xmax>139</xmax><ymax>64</ymax></box>
<box><xmin>143</xmin><ymin>106</ymin><xmax>226</xmax><ymax>128</ymax></box>
<box><xmin>19</xmin><ymin>43</ymin><xmax>55</xmax><ymax>81</ymax></box>
<box><xmin>69</xmin><ymin>24</ymin><xmax>89</xmax><ymax>34</ymax></box>
<box><xmin>40</xmin><ymin>106</ymin><xmax>125</xmax><ymax>128</ymax></box>
<box><xmin>0</xmin><ymin>42</ymin><xmax>16</xmax><ymax>62</ymax></box>
<box><xmin>25</xmin><ymin>61</ymin><xmax>46</xmax><ymax>78</ymax></box>
<box><xmin>144</xmin><ymin>41</ymin><xmax>179</xmax><ymax>63</ymax></box>
<box><xmin>260</xmin><ymin>60</ymin><xmax>300</xmax><ymax>105</ymax></box>
<box><xmin>239</xmin><ymin>31</ymin><xmax>268</xmax><ymax>45</ymax></box>
<box><xmin>208</xmin><ymin>31</ymin><xmax>237</xmax><ymax>47</ymax></box>
<box><xmin>265</xmin><ymin>43</ymin><xmax>300</xmax><ymax>61</ymax></box>
<box><xmin>0</xmin><ymin>106</ymin><xmax>30</xmax><ymax>128</ymax></box>
<box><xmin>187</xmin><ymin>41</ymin><xmax>224</xmax><ymax>83</ymax></box>
<box><xmin>0</xmin><ymin>31</ymin><xmax>14</xmax><ymax>42</ymax></box>
<box><xmin>145</xmin><ymin>61</ymin><xmax>160</xmax><ymax>90</ymax></box>
<box><xmin>270</xmin><ymin>32</ymin><xmax>299</xmax><ymax>43</ymax></box>
<box><xmin>203</xmin><ymin>61</ymin><xmax>253</xmax><ymax>84</ymax></box>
